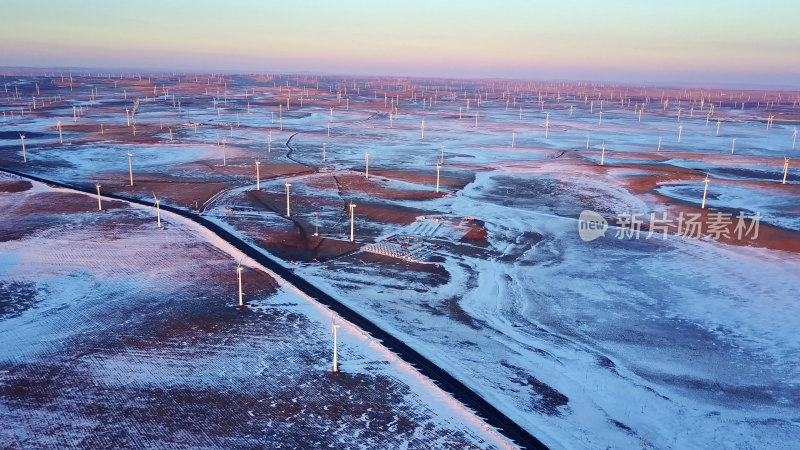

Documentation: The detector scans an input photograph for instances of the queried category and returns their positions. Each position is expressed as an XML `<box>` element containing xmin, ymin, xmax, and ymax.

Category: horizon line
<box><xmin>1</xmin><ymin>64</ymin><xmax>798</xmax><ymax>92</ymax></box>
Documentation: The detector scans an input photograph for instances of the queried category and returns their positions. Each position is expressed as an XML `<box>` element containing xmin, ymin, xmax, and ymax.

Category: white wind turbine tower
<box><xmin>793</xmin><ymin>128</ymin><xmax>797</xmax><ymax>150</ymax></box>
<box><xmin>57</xmin><ymin>120</ymin><xmax>63</xmax><ymax>144</ymax></box>
<box><xmin>222</xmin><ymin>138</ymin><xmax>227</xmax><ymax>166</ymax></box>
<box><xmin>237</xmin><ymin>263</ymin><xmax>244</xmax><ymax>307</ymax></box>
<box><xmin>349</xmin><ymin>202</ymin><xmax>356</xmax><ymax>242</ymax></box>
<box><xmin>153</xmin><ymin>193</ymin><xmax>162</xmax><ymax>228</ymax></box>
<box><xmin>313</xmin><ymin>212</ymin><xmax>320</xmax><ymax>237</ymax></box>
<box><xmin>128</xmin><ymin>153</ymin><xmax>134</xmax><ymax>186</ymax></box>
<box><xmin>783</xmin><ymin>157</ymin><xmax>790</xmax><ymax>185</ymax></box>
<box><xmin>545</xmin><ymin>113</ymin><xmax>549</xmax><ymax>139</ymax></box>
<box><xmin>600</xmin><ymin>142</ymin><xmax>606</xmax><ymax>166</ymax></box>
<box><xmin>365</xmin><ymin>153</ymin><xmax>370</xmax><ymax>179</ymax></box>
<box><xmin>255</xmin><ymin>161</ymin><xmax>261</xmax><ymax>190</ymax></box>
<box><xmin>436</xmin><ymin>164</ymin><xmax>441</xmax><ymax>193</ymax></box>
<box><xmin>285</xmin><ymin>182</ymin><xmax>291</xmax><ymax>217</ymax></box>
<box><xmin>19</xmin><ymin>134</ymin><xmax>26</xmax><ymax>163</ymax></box>
<box><xmin>332</xmin><ymin>322</ymin><xmax>341</xmax><ymax>373</ymax></box>
<box><xmin>96</xmin><ymin>184</ymin><xmax>102</xmax><ymax>211</ymax></box>
<box><xmin>701</xmin><ymin>173</ymin><xmax>710</xmax><ymax>209</ymax></box>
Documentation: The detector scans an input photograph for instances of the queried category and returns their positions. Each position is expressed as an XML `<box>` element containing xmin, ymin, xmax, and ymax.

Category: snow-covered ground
<box><xmin>2</xmin><ymin>75</ymin><xmax>799</xmax><ymax>449</ymax></box>
<box><xmin>292</xmin><ymin>170</ymin><xmax>800</xmax><ymax>448</ymax></box>
<box><xmin>0</xmin><ymin>174</ymin><xmax>511</xmax><ymax>449</ymax></box>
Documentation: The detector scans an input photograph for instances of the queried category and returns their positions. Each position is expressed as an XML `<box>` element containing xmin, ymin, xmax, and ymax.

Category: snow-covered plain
<box><xmin>0</xmin><ymin>174</ymin><xmax>512</xmax><ymax>449</ymax></box>
<box><xmin>1</xmin><ymin>74</ymin><xmax>799</xmax><ymax>449</ymax></box>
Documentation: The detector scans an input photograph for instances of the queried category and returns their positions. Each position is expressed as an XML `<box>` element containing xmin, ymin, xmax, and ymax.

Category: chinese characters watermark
<box><xmin>578</xmin><ymin>210</ymin><xmax>761</xmax><ymax>241</ymax></box>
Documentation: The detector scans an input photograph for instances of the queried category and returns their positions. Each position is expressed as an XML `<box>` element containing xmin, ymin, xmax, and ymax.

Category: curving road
<box><xmin>0</xmin><ymin>167</ymin><xmax>548</xmax><ymax>450</ymax></box>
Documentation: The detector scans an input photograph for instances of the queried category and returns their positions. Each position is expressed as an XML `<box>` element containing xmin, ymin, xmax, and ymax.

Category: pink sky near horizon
<box><xmin>1</xmin><ymin>0</ymin><xmax>798</xmax><ymax>87</ymax></box>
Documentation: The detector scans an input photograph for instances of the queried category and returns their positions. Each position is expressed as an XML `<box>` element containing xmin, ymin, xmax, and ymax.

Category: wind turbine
<box><xmin>783</xmin><ymin>157</ymin><xmax>790</xmax><ymax>185</ymax></box>
<box><xmin>701</xmin><ymin>173</ymin><xmax>710</xmax><ymax>209</ymax></box>
<box><xmin>237</xmin><ymin>262</ymin><xmax>244</xmax><ymax>307</ymax></box>
<box><xmin>349</xmin><ymin>202</ymin><xmax>356</xmax><ymax>242</ymax></box>
<box><xmin>436</xmin><ymin>164</ymin><xmax>441</xmax><ymax>193</ymax></box>
<box><xmin>365</xmin><ymin>153</ymin><xmax>370</xmax><ymax>179</ymax></box>
<box><xmin>285</xmin><ymin>182</ymin><xmax>291</xmax><ymax>217</ymax></box>
<box><xmin>332</xmin><ymin>322</ymin><xmax>341</xmax><ymax>373</ymax></box>
<box><xmin>96</xmin><ymin>184</ymin><xmax>102</xmax><ymax>211</ymax></box>
<box><xmin>545</xmin><ymin>113</ymin><xmax>549</xmax><ymax>139</ymax></box>
<box><xmin>255</xmin><ymin>161</ymin><xmax>261</xmax><ymax>190</ymax></box>
<box><xmin>222</xmin><ymin>138</ymin><xmax>227</xmax><ymax>166</ymax></box>
<box><xmin>57</xmin><ymin>120</ymin><xmax>62</xmax><ymax>144</ymax></box>
<box><xmin>153</xmin><ymin>192</ymin><xmax>162</xmax><ymax>228</ymax></box>
<box><xmin>600</xmin><ymin>142</ymin><xmax>606</xmax><ymax>166</ymax></box>
<box><xmin>128</xmin><ymin>153</ymin><xmax>133</xmax><ymax>186</ymax></box>
<box><xmin>19</xmin><ymin>134</ymin><xmax>26</xmax><ymax>163</ymax></box>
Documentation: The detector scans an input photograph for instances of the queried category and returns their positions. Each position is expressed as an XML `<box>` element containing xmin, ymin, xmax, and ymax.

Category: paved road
<box><xmin>0</xmin><ymin>167</ymin><xmax>548</xmax><ymax>450</ymax></box>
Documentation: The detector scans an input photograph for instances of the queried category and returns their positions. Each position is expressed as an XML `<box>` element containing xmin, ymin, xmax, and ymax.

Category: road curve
<box><xmin>0</xmin><ymin>167</ymin><xmax>548</xmax><ymax>450</ymax></box>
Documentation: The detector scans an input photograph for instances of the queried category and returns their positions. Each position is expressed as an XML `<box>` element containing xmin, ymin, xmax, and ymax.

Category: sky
<box><xmin>1</xmin><ymin>0</ymin><xmax>798</xmax><ymax>87</ymax></box>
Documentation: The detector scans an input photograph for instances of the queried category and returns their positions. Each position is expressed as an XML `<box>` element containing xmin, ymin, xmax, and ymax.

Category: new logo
<box><xmin>578</xmin><ymin>210</ymin><xmax>608</xmax><ymax>241</ymax></box>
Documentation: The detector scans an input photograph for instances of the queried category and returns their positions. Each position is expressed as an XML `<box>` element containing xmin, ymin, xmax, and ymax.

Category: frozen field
<box><xmin>1</xmin><ymin>73</ymin><xmax>799</xmax><ymax>448</ymax></box>
<box><xmin>0</xmin><ymin>173</ymin><xmax>511</xmax><ymax>449</ymax></box>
